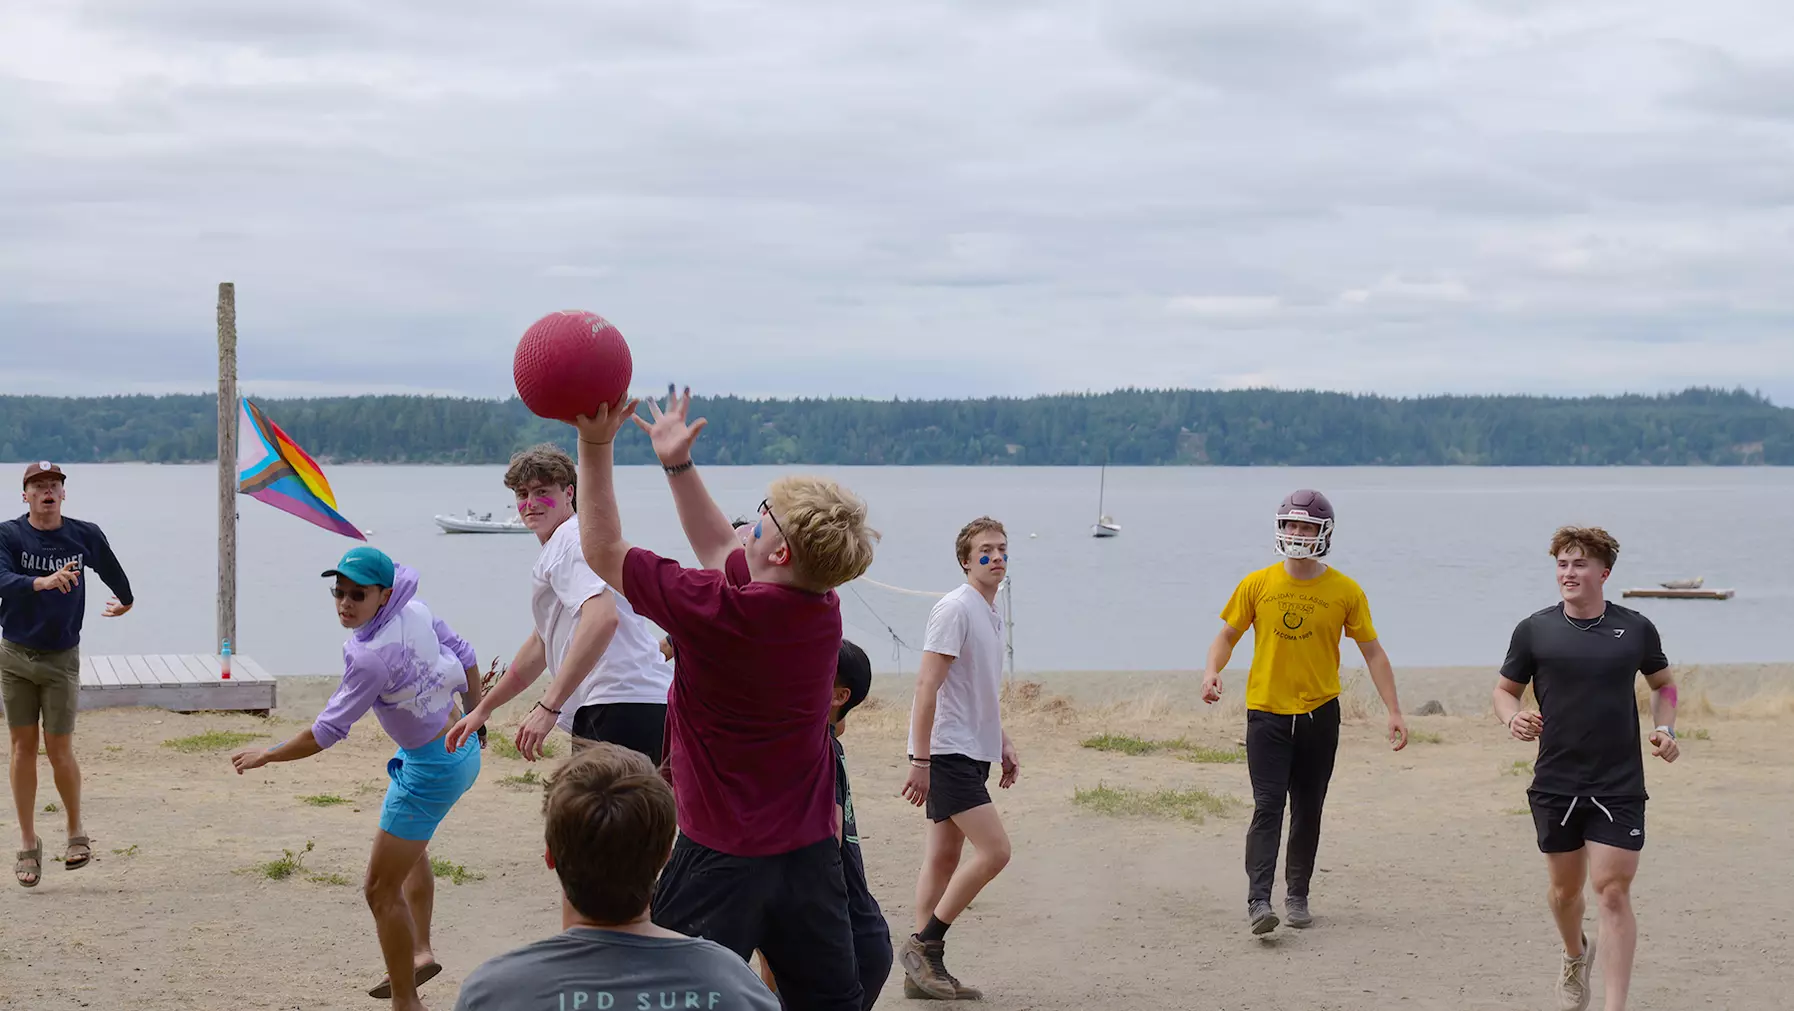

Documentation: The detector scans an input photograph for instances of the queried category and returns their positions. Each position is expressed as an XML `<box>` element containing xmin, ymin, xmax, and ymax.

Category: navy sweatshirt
<box><xmin>0</xmin><ymin>516</ymin><xmax>133</xmax><ymax>651</ymax></box>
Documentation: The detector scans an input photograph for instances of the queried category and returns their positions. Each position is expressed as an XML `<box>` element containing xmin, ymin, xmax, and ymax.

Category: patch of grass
<box><xmin>255</xmin><ymin>840</ymin><xmax>315</xmax><ymax>881</ymax></box>
<box><xmin>1683</xmin><ymin>727</ymin><xmax>1711</xmax><ymax>741</ymax></box>
<box><xmin>308</xmin><ymin>872</ymin><xmax>354</xmax><ymax>886</ymax></box>
<box><xmin>1503</xmin><ymin>807</ymin><xmax>1530</xmax><ymax>816</ymax></box>
<box><xmin>105</xmin><ymin>746</ymin><xmax>124</xmax><ymax>754</ymax></box>
<box><xmin>499</xmin><ymin>770</ymin><xmax>544</xmax><ymax>791</ymax></box>
<box><xmin>430</xmin><ymin>857</ymin><xmax>486</xmax><ymax>885</ymax></box>
<box><xmin>1409</xmin><ymin>730</ymin><xmax>1446</xmax><ymax>745</ymax></box>
<box><xmin>1178</xmin><ymin>746</ymin><xmax>1245</xmax><ymax>764</ymax></box>
<box><xmin>487</xmin><ymin>733</ymin><xmax>559</xmax><ymax>761</ymax></box>
<box><xmin>112</xmin><ymin>844</ymin><xmax>141</xmax><ymax>856</ymax></box>
<box><xmin>162</xmin><ymin>729</ymin><xmax>267</xmax><ymax>754</ymax></box>
<box><xmin>1081</xmin><ymin>733</ymin><xmax>1183</xmax><ymax>756</ymax></box>
<box><xmin>1504</xmin><ymin>760</ymin><xmax>1534</xmax><ymax>777</ymax></box>
<box><xmin>1081</xmin><ymin>734</ymin><xmax>1243</xmax><ymax>763</ymax></box>
<box><xmin>1072</xmin><ymin>783</ymin><xmax>1242</xmax><ymax>823</ymax></box>
<box><xmin>299</xmin><ymin>794</ymin><xmax>349</xmax><ymax>807</ymax></box>
<box><xmin>42</xmin><ymin>802</ymin><xmax>60</xmax><ymax>814</ymax></box>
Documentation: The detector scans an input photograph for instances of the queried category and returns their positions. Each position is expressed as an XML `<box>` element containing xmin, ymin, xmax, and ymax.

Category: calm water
<box><xmin>21</xmin><ymin>464</ymin><xmax>1793</xmax><ymax>676</ymax></box>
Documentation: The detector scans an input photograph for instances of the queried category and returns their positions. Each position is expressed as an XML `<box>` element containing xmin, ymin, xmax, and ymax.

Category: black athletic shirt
<box><xmin>833</xmin><ymin>733</ymin><xmax>885</xmax><ymax>938</ymax></box>
<box><xmin>1500</xmin><ymin>602</ymin><xmax>1668</xmax><ymax>800</ymax></box>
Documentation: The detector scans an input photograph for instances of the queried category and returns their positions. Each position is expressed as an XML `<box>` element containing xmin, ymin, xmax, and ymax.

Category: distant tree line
<box><xmin>1</xmin><ymin>387</ymin><xmax>1789</xmax><ymax>466</ymax></box>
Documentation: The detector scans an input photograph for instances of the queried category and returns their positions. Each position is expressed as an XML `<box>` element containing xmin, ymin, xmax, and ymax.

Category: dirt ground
<box><xmin>4</xmin><ymin>666</ymin><xmax>1792</xmax><ymax>1010</ymax></box>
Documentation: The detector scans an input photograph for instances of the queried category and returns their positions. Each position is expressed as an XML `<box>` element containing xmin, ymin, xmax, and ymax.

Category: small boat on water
<box><xmin>1623</xmin><ymin>586</ymin><xmax>1734</xmax><ymax>600</ymax></box>
<box><xmin>434</xmin><ymin>509</ymin><xmax>532</xmax><ymax>534</ymax></box>
<box><xmin>1658</xmin><ymin>576</ymin><xmax>1704</xmax><ymax>589</ymax></box>
<box><xmin>1091</xmin><ymin>462</ymin><xmax>1121</xmax><ymax>538</ymax></box>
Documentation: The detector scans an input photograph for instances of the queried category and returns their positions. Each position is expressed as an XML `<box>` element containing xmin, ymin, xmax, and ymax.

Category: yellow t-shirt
<box><xmin>1220</xmin><ymin>563</ymin><xmax>1378</xmax><ymax>715</ymax></box>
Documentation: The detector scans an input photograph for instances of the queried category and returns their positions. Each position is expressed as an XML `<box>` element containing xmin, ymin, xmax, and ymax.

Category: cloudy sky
<box><xmin>4</xmin><ymin>1</ymin><xmax>1792</xmax><ymax>403</ymax></box>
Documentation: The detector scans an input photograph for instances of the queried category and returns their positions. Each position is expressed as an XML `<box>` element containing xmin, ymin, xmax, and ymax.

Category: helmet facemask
<box><xmin>1274</xmin><ymin>512</ymin><xmax>1334</xmax><ymax>559</ymax></box>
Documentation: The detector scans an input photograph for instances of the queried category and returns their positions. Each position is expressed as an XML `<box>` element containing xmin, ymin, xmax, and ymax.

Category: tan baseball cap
<box><xmin>23</xmin><ymin>461</ymin><xmax>66</xmax><ymax>489</ymax></box>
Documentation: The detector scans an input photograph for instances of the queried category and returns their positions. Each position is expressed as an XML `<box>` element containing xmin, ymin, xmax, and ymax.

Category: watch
<box><xmin>663</xmin><ymin>460</ymin><xmax>694</xmax><ymax>476</ymax></box>
<box><xmin>1655</xmin><ymin>725</ymin><xmax>1675</xmax><ymax>740</ymax></box>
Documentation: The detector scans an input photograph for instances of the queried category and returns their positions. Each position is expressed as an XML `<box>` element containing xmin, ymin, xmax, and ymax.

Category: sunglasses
<box><xmin>757</xmin><ymin>498</ymin><xmax>786</xmax><ymax>542</ymax></box>
<box><xmin>330</xmin><ymin>586</ymin><xmax>373</xmax><ymax>603</ymax></box>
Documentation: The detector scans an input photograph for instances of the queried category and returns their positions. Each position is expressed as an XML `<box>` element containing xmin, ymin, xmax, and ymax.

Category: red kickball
<box><xmin>512</xmin><ymin>310</ymin><xmax>634</xmax><ymax>423</ymax></box>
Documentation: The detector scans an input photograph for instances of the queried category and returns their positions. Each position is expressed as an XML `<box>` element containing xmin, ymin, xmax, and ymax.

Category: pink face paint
<box><xmin>518</xmin><ymin>494</ymin><xmax>558</xmax><ymax>514</ymax></box>
<box><xmin>1659</xmin><ymin>684</ymin><xmax>1678</xmax><ymax>707</ymax></box>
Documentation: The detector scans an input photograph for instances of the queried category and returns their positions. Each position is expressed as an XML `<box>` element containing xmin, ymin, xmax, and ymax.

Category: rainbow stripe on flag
<box><xmin>237</xmin><ymin>398</ymin><xmax>365</xmax><ymax>541</ymax></box>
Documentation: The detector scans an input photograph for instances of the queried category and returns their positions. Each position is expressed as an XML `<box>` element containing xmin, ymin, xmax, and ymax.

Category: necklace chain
<box><xmin>1563</xmin><ymin>605</ymin><xmax>1606</xmax><ymax>631</ymax></box>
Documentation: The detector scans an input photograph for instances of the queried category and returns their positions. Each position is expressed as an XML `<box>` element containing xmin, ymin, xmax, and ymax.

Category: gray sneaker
<box><xmin>1285</xmin><ymin>896</ymin><xmax>1313</xmax><ymax>928</ymax></box>
<box><xmin>1556</xmin><ymin>932</ymin><xmax>1596</xmax><ymax>1011</ymax></box>
<box><xmin>1248</xmin><ymin>900</ymin><xmax>1280</xmax><ymax>935</ymax></box>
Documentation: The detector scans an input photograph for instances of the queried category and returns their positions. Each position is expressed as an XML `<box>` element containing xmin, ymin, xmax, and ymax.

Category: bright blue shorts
<box><xmin>379</xmin><ymin>735</ymin><xmax>480</xmax><ymax>842</ymax></box>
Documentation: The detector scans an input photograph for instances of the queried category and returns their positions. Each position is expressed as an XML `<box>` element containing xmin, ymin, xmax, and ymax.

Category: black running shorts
<box><xmin>1529</xmin><ymin>790</ymin><xmax>1646</xmax><ymax>853</ymax></box>
<box><xmin>569</xmin><ymin>701</ymin><xmax>667</xmax><ymax>767</ymax></box>
<box><xmin>926</xmin><ymin>753</ymin><xmax>993</xmax><ymax>823</ymax></box>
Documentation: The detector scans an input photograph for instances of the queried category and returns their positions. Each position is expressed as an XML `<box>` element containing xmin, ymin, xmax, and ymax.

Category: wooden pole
<box><xmin>217</xmin><ymin>283</ymin><xmax>238</xmax><ymax>655</ymax></box>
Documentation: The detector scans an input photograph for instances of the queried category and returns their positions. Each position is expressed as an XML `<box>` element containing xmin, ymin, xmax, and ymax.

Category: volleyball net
<box><xmin>838</xmin><ymin>576</ymin><xmax>1015</xmax><ymax>678</ymax></box>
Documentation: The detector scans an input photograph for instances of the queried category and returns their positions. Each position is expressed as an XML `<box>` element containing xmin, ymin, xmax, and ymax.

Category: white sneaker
<box><xmin>1556</xmin><ymin>932</ymin><xmax>1596</xmax><ymax>1011</ymax></box>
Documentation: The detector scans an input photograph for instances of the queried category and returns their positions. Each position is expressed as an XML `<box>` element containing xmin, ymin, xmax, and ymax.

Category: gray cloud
<box><xmin>3</xmin><ymin>0</ymin><xmax>1791</xmax><ymax>405</ymax></box>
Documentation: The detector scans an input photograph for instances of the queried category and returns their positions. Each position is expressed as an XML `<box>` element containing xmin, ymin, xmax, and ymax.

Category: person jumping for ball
<box><xmin>1493</xmin><ymin>526</ymin><xmax>1679</xmax><ymax>1011</ymax></box>
<box><xmin>448</xmin><ymin>444</ymin><xmax>672</xmax><ymax>765</ymax></box>
<box><xmin>230</xmin><ymin>546</ymin><xmax>484</xmax><ymax>1011</ymax></box>
<box><xmin>572</xmin><ymin>388</ymin><xmax>880</xmax><ymax>1011</ymax></box>
<box><xmin>1199</xmin><ymin>489</ymin><xmax>1407</xmax><ymax>936</ymax></box>
<box><xmin>898</xmin><ymin>517</ymin><xmax>1018</xmax><ymax>1000</ymax></box>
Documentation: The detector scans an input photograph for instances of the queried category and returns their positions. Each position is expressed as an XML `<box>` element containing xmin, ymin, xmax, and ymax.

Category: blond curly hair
<box><xmin>768</xmin><ymin>476</ymin><xmax>879</xmax><ymax>590</ymax></box>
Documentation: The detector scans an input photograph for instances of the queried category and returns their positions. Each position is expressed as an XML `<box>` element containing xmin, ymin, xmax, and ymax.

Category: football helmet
<box><xmin>1275</xmin><ymin>489</ymin><xmax>1335</xmax><ymax>559</ymax></box>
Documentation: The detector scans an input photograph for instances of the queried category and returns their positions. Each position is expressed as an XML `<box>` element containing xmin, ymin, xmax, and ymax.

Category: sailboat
<box><xmin>1092</xmin><ymin>461</ymin><xmax>1120</xmax><ymax>538</ymax></box>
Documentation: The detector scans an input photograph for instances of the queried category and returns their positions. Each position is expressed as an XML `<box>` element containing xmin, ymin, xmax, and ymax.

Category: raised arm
<box><xmin>634</xmin><ymin>388</ymin><xmax>736</xmax><ymax>570</ymax></box>
<box><xmin>573</xmin><ymin>398</ymin><xmax>641</xmax><ymax>590</ymax></box>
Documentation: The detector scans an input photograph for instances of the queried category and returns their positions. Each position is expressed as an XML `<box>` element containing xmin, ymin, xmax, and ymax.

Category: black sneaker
<box><xmin>1285</xmin><ymin>896</ymin><xmax>1313</xmax><ymax>928</ymax></box>
<box><xmin>1249</xmin><ymin>900</ymin><xmax>1280</xmax><ymax>935</ymax></box>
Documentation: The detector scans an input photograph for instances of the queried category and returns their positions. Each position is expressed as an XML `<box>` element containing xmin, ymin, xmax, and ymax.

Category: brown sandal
<box><xmin>64</xmin><ymin>835</ymin><xmax>91</xmax><ymax>871</ymax></box>
<box><xmin>15</xmin><ymin>840</ymin><xmax>41</xmax><ymax>887</ymax></box>
<box><xmin>367</xmin><ymin>960</ymin><xmax>441</xmax><ymax>999</ymax></box>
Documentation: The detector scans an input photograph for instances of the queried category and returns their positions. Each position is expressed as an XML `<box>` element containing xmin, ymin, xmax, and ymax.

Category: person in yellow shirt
<box><xmin>1200</xmin><ymin>489</ymin><xmax>1408</xmax><ymax>936</ymax></box>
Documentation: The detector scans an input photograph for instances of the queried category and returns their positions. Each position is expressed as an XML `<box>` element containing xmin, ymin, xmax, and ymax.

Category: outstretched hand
<box><xmin>101</xmin><ymin>597</ymin><xmax>131</xmax><ymax>618</ymax></box>
<box><xmin>633</xmin><ymin>387</ymin><xmax>708</xmax><ymax>467</ymax></box>
<box><xmin>572</xmin><ymin>396</ymin><xmax>641</xmax><ymax>447</ymax></box>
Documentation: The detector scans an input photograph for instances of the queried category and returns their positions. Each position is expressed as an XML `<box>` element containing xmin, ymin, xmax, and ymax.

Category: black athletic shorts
<box><xmin>1529</xmin><ymin>790</ymin><xmax>1646</xmax><ymax>853</ymax></box>
<box><xmin>653</xmin><ymin>835</ymin><xmax>863</xmax><ymax>1010</ymax></box>
<box><xmin>926</xmin><ymin>753</ymin><xmax>993</xmax><ymax>823</ymax></box>
<box><xmin>569</xmin><ymin>701</ymin><xmax>667</xmax><ymax>767</ymax></box>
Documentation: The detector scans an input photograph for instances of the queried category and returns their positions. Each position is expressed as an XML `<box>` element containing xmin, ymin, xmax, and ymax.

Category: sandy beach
<box><xmin>4</xmin><ymin>664</ymin><xmax>1792</xmax><ymax>1010</ymax></box>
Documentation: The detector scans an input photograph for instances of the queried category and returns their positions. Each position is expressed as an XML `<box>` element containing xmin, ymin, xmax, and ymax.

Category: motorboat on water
<box><xmin>434</xmin><ymin>509</ymin><xmax>532</xmax><ymax>534</ymax></box>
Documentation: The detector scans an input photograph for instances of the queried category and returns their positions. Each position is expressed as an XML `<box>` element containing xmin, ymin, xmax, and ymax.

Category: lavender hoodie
<box><xmin>311</xmin><ymin>564</ymin><xmax>478</xmax><ymax>751</ymax></box>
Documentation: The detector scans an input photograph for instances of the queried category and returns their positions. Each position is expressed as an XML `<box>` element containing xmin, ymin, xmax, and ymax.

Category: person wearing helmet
<box><xmin>1198</xmin><ymin>489</ymin><xmax>1408</xmax><ymax>936</ymax></box>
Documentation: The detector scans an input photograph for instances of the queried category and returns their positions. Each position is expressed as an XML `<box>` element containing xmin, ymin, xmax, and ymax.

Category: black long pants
<box><xmin>1244</xmin><ymin>699</ymin><xmax>1341</xmax><ymax>905</ymax></box>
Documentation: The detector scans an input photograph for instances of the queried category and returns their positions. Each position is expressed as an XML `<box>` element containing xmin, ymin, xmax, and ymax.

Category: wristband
<box><xmin>534</xmin><ymin>701</ymin><xmax>562</xmax><ymax>716</ymax></box>
<box><xmin>1655</xmin><ymin>725</ymin><xmax>1675</xmax><ymax>740</ymax></box>
<box><xmin>663</xmin><ymin>460</ymin><xmax>694</xmax><ymax>476</ymax></box>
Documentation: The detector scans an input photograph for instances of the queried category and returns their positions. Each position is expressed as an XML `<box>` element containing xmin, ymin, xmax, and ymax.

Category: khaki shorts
<box><xmin>0</xmin><ymin>640</ymin><xmax>81</xmax><ymax>735</ymax></box>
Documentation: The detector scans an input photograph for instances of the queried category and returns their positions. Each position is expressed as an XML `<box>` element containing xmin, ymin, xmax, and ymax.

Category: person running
<box><xmin>760</xmin><ymin>639</ymin><xmax>895</xmax><ymax>1009</ymax></box>
<box><xmin>453</xmin><ymin>743</ymin><xmax>780</xmax><ymax>1011</ymax></box>
<box><xmin>448</xmin><ymin>444</ymin><xmax>671</xmax><ymax>763</ymax></box>
<box><xmin>2</xmin><ymin>461</ymin><xmax>133</xmax><ymax>888</ymax></box>
<box><xmin>1493</xmin><ymin>526</ymin><xmax>1679</xmax><ymax>1011</ymax></box>
<box><xmin>1199</xmin><ymin>489</ymin><xmax>1407</xmax><ymax>935</ymax></box>
<box><xmin>572</xmin><ymin>388</ymin><xmax>880</xmax><ymax>1011</ymax></box>
<box><xmin>230</xmin><ymin>546</ymin><xmax>483</xmax><ymax>1011</ymax></box>
<box><xmin>898</xmin><ymin>516</ymin><xmax>1018</xmax><ymax>1000</ymax></box>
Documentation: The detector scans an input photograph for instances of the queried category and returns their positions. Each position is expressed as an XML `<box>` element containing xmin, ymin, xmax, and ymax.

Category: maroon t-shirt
<box><xmin>622</xmin><ymin>545</ymin><xmax>840</xmax><ymax>857</ymax></box>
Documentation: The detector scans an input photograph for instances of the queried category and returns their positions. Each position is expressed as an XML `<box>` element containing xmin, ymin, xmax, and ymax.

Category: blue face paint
<box><xmin>753</xmin><ymin>520</ymin><xmax>764</xmax><ymax>540</ymax></box>
<box><xmin>979</xmin><ymin>554</ymin><xmax>1009</xmax><ymax>565</ymax></box>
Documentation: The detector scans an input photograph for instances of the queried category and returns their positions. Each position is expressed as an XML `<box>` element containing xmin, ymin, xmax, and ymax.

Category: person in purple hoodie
<box><xmin>230</xmin><ymin>546</ymin><xmax>484</xmax><ymax>1011</ymax></box>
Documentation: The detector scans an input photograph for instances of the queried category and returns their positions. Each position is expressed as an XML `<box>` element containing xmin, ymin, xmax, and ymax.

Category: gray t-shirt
<box><xmin>454</xmin><ymin>927</ymin><xmax>780</xmax><ymax>1011</ymax></box>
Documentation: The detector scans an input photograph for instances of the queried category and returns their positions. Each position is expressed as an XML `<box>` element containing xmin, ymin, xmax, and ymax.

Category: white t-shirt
<box><xmin>531</xmin><ymin>518</ymin><xmax>673</xmax><ymax>731</ymax></box>
<box><xmin>909</xmin><ymin>583</ymin><xmax>1006</xmax><ymax>763</ymax></box>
